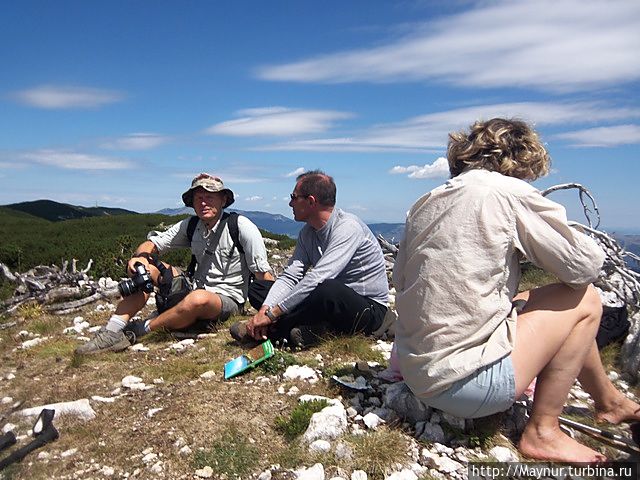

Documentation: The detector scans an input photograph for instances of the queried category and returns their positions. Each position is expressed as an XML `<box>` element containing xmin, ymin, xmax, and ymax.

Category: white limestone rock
<box><xmin>383</xmin><ymin>382</ymin><xmax>431</xmax><ymax>424</ymax></box>
<box><xmin>303</xmin><ymin>404</ymin><xmax>348</xmax><ymax>443</ymax></box>
<box><xmin>309</xmin><ymin>439</ymin><xmax>331</xmax><ymax>453</ymax></box>
<box><xmin>284</xmin><ymin>365</ymin><xmax>319</xmax><ymax>383</ymax></box>
<box><xmin>20</xmin><ymin>399</ymin><xmax>96</xmax><ymax>421</ymax></box>
<box><xmin>295</xmin><ymin>463</ymin><xmax>325</xmax><ymax>480</ymax></box>
<box><xmin>362</xmin><ymin>412</ymin><xmax>385</xmax><ymax>430</ymax></box>
<box><xmin>488</xmin><ymin>445</ymin><xmax>519</xmax><ymax>462</ymax></box>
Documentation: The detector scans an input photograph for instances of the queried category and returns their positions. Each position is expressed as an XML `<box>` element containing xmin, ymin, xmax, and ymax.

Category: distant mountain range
<box><xmin>156</xmin><ymin>206</ymin><xmax>406</xmax><ymax>240</ymax></box>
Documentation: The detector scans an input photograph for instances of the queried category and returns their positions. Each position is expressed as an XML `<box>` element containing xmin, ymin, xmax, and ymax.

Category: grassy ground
<box><xmin>0</xmin><ymin>301</ymin><xmax>417</xmax><ymax>479</ymax></box>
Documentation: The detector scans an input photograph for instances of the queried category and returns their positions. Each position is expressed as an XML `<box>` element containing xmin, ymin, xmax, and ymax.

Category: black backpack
<box><xmin>596</xmin><ymin>305</ymin><xmax>630</xmax><ymax>349</ymax></box>
<box><xmin>185</xmin><ymin>212</ymin><xmax>243</xmax><ymax>278</ymax></box>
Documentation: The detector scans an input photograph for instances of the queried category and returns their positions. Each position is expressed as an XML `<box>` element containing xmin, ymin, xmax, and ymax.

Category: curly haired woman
<box><xmin>394</xmin><ymin>118</ymin><xmax>640</xmax><ymax>462</ymax></box>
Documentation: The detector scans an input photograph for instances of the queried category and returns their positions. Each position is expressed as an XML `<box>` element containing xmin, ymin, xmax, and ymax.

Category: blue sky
<box><xmin>1</xmin><ymin>0</ymin><xmax>639</xmax><ymax>231</ymax></box>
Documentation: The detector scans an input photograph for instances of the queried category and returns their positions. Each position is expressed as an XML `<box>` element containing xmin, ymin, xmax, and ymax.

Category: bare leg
<box><xmin>147</xmin><ymin>289</ymin><xmax>223</xmax><ymax>331</ymax></box>
<box><xmin>511</xmin><ymin>283</ymin><xmax>607</xmax><ymax>462</ymax></box>
<box><xmin>577</xmin><ymin>343</ymin><xmax>640</xmax><ymax>424</ymax></box>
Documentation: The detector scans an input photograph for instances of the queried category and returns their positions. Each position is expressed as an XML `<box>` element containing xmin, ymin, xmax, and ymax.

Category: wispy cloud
<box><xmin>11</xmin><ymin>85</ymin><xmax>125</xmax><ymax>109</ymax></box>
<box><xmin>205</xmin><ymin>107</ymin><xmax>353</xmax><ymax>136</ymax></box>
<box><xmin>285</xmin><ymin>167</ymin><xmax>305</xmax><ymax>177</ymax></box>
<box><xmin>259</xmin><ymin>101</ymin><xmax>640</xmax><ymax>153</ymax></box>
<box><xmin>554</xmin><ymin>124</ymin><xmax>640</xmax><ymax>147</ymax></box>
<box><xmin>258</xmin><ymin>0</ymin><xmax>640</xmax><ymax>92</ymax></box>
<box><xmin>102</xmin><ymin>133</ymin><xmax>170</xmax><ymax>150</ymax></box>
<box><xmin>390</xmin><ymin>157</ymin><xmax>449</xmax><ymax>179</ymax></box>
<box><xmin>21</xmin><ymin>150</ymin><xmax>133</xmax><ymax>170</ymax></box>
<box><xmin>245</xmin><ymin>195</ymin><xmax>263</xmax><ymax>201</ymax></box>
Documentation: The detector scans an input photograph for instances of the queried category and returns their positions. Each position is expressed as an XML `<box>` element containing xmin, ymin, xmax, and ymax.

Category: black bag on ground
<box><xmin>596</xmin><ymin>305</ymin><xmax>630</xmax><ymax>349</ymax></box>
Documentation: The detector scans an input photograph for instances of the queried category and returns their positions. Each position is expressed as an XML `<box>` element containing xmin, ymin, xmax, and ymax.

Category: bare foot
<box><xmin>595</xmin><ymin>394</ymin><xmax>640</xmax><ymax>425</ymax></box>
<box><xmin>519</xmin><ymin>422</ymin><xmax>607</xmax><ymax>463</ymax></box>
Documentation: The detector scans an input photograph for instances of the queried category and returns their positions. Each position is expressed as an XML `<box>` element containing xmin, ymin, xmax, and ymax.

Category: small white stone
<box><xmin>277</xmin><ymin>386</ymin><xmax>285</xmax><ymax>394</ymax></box>
<box><xmin>362</xmin><ymin>412</ymin><xmax>385</xmax><ymax>430</ymax></box>
<box><xmin>37</xmin><ymin>451</ymin><xmax>51</xmax><ymax>460</ymax></box>
<box><xmin>351</xmin><ymin>471</ymin><xmax>367</xmax><ymax>480</ymax></box>
<box><xmin>608</xmin><ymin>371</ymin><xmax>620</xmax><ymax>381</ymax></box>
<box><xmin>488</xmin><ymin>445</ymin><xmax>519</xmax><ymax>462</ymax></box>
<box><xmin>618</xmin><ymin>380</ymin><xmax>630</xmax><ymax>391</ymax></box>
<box><xmin>91</xmin><ymin>395</ymin><xmax>116</xmax><ymax>403</ymax></box>
<box><xmin>385</xmin><ymin>469</ymin><xmax>418</xmax><ymax>480</ymax></box>
<box><xmin>179</xmin><ymin>445</ymin><xmax>192</xmax><ymax>456</ymax></box>
<box><xmin>287</xmin><ymin>386</ymin><xmax>300</xmax><ymax>396</ymax></box>
<box><xmin>6</xmin><ymin>373</ymin><xmax>15</xmax><ymax>380</ymax></box>
<box><xmin>295</xmin><ymin>463</ymin><xmax>324</xmax><ymax>480</ymax></box>
<box><xmin>0</xmin><ymin>397</ymin><xmax>13</xmax><ymax>404</ymax></box>
<box><xmin>147</xmin><ymin>408</ymin><xmax>163</xmax><ymax>418</ymax></box>
<box><xmin>101</xmin><ymin>466</ymin><xmax>115</xmax><ymax>476</ymax></box>
<box><xmin>149</xmin><ymin>461</ymin><xmax>163</xmax><ymax>474</ymax></box>
<box><xmin>200</xmin><ymin>370</ymin><xmax>216</xmax><ymax>379</ymax></box>
<box><xmin>283</xmin><ymin>365</ymin><xmax>319</xmax><ymax>383</ymax></box>
<box><xmin>173</xmin><ymin>437</ymin><xmax>186</xmax><ymax>448</ymax></box>
<box><xmin>61</xmin><ymin>448</ymin><xmax>78</xmax><ymax>458</ymax></box>
<box><xmin>308</xmin><ymin>439</ymin><xmax>331</xmax><ymax>453</ymax></box>
<box><xmin>152</xmin><ymin>377</ymin><xmax>164</xmax><ymax>384</ymax></box>
<box><xmin>121</xmin><ymin>376</ymin><xmax>144</xmax><ymax>388</ymax></box>
<box><xmin>130</xmin><ymin>344</ymin><xmax>149</xmax><ymax>352</ymax></box>
<box><xmin>2</xmin><ymin>423</ymin><xmax>16</xmax><ymax>433</ymax></box>
<box><xmin>142</xmin><ymin>452</ymin><xmax>158</xmax><ymax>464</ymax></box>
<box><xmin>195</xmin><ymin>465</ymin><xmax>214</xmax><ymax>478</ymax></box>
<box><xmin>258</xmin><ymin>470</ymin><xmax>272</xmax><ymax>480</ymax></box>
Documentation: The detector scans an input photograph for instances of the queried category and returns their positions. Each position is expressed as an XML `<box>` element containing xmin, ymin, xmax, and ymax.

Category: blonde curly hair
<box><xmin>447</xmin><ymin>118</ymin><xmax>550</xmax><ymax>180</ymax></box>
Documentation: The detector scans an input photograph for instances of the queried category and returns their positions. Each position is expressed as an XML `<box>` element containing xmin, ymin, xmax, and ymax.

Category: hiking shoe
<box><xmin>229</xmin><ymin>321</ymin><xmax>257</xmax><ymax>345</ymax></box>
<box><xmin>122</xmin><ymin>320</ymin><xmax>149</xmax><ymax>340</ymax></box>
<box><xmin>74</xmin><ymin>328</ymin><xmax>135</xmax><ymax>355</ymax></box>
<box><xmin>289</xmin><ymin>322</ymin><xmax>330</xmax><ymax>350</ymax></box>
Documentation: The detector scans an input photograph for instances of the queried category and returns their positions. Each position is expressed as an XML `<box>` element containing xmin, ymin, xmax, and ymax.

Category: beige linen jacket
<box><xmin>393</xmin><ymin>169</ymin><xmax>605</xmax><ymax>398</ymax></box>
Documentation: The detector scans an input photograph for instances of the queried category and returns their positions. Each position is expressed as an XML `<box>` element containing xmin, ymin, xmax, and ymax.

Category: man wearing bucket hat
<box><xmin>75</xmin><ymin>173</ymin><xmax>273</xmax><ymax>354</ymax></box>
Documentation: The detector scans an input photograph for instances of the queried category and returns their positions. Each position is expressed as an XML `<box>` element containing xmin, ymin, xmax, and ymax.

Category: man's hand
<box><xmin>127</xmin><ymin>257</ymin><xmax>150</xmax><ymax>276</ymax></box>
<box><xmin>246</xmin><ymin>309</ymin><xmax>271</xmax><ymax>340</ymax></box>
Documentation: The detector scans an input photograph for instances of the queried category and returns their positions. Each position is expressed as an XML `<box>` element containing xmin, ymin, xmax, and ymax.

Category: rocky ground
<box><xmin>1</xmin><ymin>237</ymin><xmax>639</xmax><ymax>480</ymax></box>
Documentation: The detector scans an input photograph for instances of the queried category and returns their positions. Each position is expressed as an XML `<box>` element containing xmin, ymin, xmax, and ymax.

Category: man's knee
<box><xmin>182</xmin><ymin>289</ymin><xmax>218</xmax><ymax>311</ymax></box>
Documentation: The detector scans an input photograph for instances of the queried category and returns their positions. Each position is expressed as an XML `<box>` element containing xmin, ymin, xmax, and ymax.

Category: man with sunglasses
<box><xmin>230</xmin><ymin>170</ymin><xmax>389</xmax><ymax>349</ymax></box>
<box><xmin>75</xmin><ymin>173</ymin><xmax>273</xmax><ymax>354</ymax></box>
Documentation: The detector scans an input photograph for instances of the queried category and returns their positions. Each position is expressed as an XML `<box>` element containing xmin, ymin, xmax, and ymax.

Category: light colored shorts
<box><xmin>420</xmin><ymin>355</ymin><xmax>516</xmax><ymax>419</ymax></box>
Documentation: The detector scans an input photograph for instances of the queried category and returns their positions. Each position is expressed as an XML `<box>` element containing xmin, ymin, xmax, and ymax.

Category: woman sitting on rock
<box><xmin>393</xmin><ymin>117</ymin><xmax>640</xmax><ymax>462</ymax></box>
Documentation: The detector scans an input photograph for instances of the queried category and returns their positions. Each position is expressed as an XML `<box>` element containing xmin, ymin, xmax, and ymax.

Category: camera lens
<box><xmin>118</xmin><ymin>278</ymin><xmax>137</xmax><ymax>297</ymax></box>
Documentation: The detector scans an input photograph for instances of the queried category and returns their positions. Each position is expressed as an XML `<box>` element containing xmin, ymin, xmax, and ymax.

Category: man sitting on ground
<box><xmin>230</xmin><ymin>170</ymin><xmax>388</xmax><ymax>349</ymax></box>
<box><xmin>76</xmin><ymin>173</ymin><xmax>273</xmax><ymax>354</ymax></box>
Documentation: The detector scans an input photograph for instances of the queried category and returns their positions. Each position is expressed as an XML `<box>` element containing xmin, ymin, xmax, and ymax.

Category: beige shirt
<box><xmin>148</xmin><ymin>215</ymin><xmax>271</xmax><ymax>304</ymax></box>
<box><xmin>393</xmin><ymin>169</ymin><xmax>605</xmax><ymax>397</ymax></box>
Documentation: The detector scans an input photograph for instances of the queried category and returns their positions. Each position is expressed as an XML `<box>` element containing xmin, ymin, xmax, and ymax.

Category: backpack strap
<box><xmin>227</xmin><ymin>212</ymin><xmax>244</xmax><ymax>256</ymax></box>
<box><xmin>186</xmin><ymin>215</ymin><xmax>200</xmax><ymax>278</ymax></box>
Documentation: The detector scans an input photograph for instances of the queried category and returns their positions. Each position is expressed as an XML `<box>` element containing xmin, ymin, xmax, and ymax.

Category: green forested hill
<box><xmin>2</xmin><ymin>199</ymin><xmax>137</xmax><ymax>222</ymax></box>
<box><xmin>0</xmin><ymin>210</ymin><xmax>192</xmax><ymax>278</ymax></box>
<box><xmin>0</xmin><ymin>207</ymin><xmax>293</xmax><ymax>280</ymax></box>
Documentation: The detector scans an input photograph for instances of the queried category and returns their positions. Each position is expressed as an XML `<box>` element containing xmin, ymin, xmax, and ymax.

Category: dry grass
<box><xmin>1</xmin><ymin>296</ymin><xmax>634</xmax><ymax>479</ymax></box>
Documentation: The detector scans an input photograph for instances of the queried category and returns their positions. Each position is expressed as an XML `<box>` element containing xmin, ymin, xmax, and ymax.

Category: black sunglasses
<box><xmin>289</xmin><ymin>193</ymin><xmax>310</xmax><ymax>200</ymax></box>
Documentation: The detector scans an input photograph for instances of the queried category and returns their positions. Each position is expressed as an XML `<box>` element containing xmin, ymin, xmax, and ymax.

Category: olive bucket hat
<box><xmin>181</xmin><ymin>173</ymin><xmax>235</xmax><ymax>208</ymax></box>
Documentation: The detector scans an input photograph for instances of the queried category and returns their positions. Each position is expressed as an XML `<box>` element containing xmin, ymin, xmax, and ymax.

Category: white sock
<box><xmin>106</xmin><ymin>314</ymin><xmax>127</xmax><ymax>333</ymax></box>
<box><xmin>144</xmin><ymin>319</ymin><xmax>152</xmax><ymax>333</ymax></box>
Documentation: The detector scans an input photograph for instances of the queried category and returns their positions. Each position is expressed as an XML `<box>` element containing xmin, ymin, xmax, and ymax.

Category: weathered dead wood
<box><xmin>46</xmin><ymin>291</ymin><xmax>105</xmax><ymax>315</ymax></box>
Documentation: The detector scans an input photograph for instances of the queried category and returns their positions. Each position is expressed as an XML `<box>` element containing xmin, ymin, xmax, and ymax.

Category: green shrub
<box><xmin>275</xmin><ymin>399</ymin><xmax>329</xmax><ymax>441</ymax></box>
<box><xmin>192</xmin><ymin>426</ymin><xmax>260</xmax><ymax>477</ymax></box>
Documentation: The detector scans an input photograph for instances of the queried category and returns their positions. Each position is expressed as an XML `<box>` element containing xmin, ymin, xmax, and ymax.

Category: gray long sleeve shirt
<box><xmin>264</xmin><ymin>208</ymin><xmax>389</xmax><ymax>312</ymax></box>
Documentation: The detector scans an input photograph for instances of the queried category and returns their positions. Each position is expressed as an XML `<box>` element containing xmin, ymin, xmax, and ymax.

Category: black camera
<box><xmin>118</xmin><ymin>262</ymin><xmax>154</xmax><ymax>297</ymax></box>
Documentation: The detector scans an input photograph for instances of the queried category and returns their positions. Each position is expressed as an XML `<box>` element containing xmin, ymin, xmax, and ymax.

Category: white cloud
<box><xmin>21</xmin><ymin>150</ymin><xmax>133</xmax><ymax>170</ymax></box>
<box><xmin>102</xmin><ymin>133</ymin><xmax>170</xmax><ymax>150</ymax></box>
<box><xmin>245</xmin><ymin>196</ymin><xmax>263</xmax><ymax>201</ymax></box>
<box><xmin>205</xmin><ymin>107</ymin><xmax>353</xmax><ymax>137</ymax></box>
<box><xmin>285</xmin><ymin>167</ymin><xmax>305</xmax><ymax>177</ymax></box>
<box><xmin>390</xmin><ymin>157</ymin><xmax>449</xmax><ymax>179</ymax></box>
<box><xmin>259</xmin><ymin>101</ymin><xmax>640</xmax><ymax>153</ymax></box>
<box><xmin>258</xmin><ymin>0</ymin><xmax>640</xmax><ymax>92</ymax></box>
<box><xmin>554</xmin><ymin>124</ymin><xmax>640</xmax><ymax>147</ymax></box>
<box><xmin>12</xmin><ymin>85</ymin><xmax>125</xmax><ymax>109</ymax></box>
